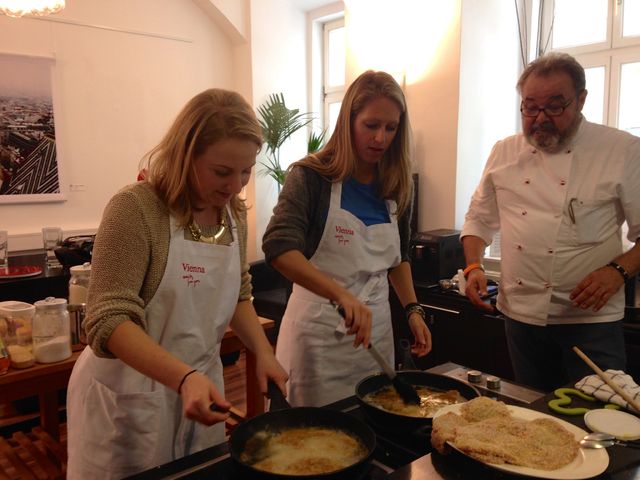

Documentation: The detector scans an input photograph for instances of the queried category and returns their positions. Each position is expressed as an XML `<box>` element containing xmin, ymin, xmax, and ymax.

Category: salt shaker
<box><xmin>33</xmin><ymin>297</ymin><xmax>72</xmax><ymax>363</ymax></box>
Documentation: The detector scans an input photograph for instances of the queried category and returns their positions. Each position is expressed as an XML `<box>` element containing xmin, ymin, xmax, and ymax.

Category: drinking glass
<box><xmin>0</xmin><ymin>230</ymin><xmax>8</xmax><ymax>270</ymax></box>
<box><xmin>42</xmin><ymin>227</ymin><xmax>63</xmax><ymax>267</ymax></box>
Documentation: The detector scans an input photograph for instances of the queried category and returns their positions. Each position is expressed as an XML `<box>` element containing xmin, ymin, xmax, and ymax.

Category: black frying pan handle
<box><xmin>267</xmin><ymin>381</ymin><xmax>291</xmax><ymax>411</ymax></box>
<box><xmin>209</xmin><ymin>403</ymin><xmax>230</xmax><ymax>413</ymax></box>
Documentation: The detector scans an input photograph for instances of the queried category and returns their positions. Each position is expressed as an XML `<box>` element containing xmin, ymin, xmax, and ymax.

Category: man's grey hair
<box><xmin>517</xmin><ymin>52</ymin><xmax>586</xmax><ymax>95</ymax></box>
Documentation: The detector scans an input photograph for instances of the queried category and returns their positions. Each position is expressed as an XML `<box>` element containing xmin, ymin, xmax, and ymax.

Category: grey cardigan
<box><xmin>262</xmin><ymin>164</ymin><xmax>413</xmax><ymax>265</ymax></box>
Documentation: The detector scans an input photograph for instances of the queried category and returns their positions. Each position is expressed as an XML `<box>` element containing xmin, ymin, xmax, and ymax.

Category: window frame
<box><xmin>539</xmin><ymin>0</ymin><xmax>614</xmax><ymax>55</ymax></box>
<box><xmin>322</xmin><ymin>17</ymin><xmax>345</xmax><ymax>134</ymax></box>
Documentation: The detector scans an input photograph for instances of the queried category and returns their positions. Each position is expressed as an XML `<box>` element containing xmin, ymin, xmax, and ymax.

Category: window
<box><xmin>543</xmin><ymin>0</ymin><xmax>640</xmax><ymax>250</ymax></box>
<box><xmin>541</xmin><ymin>0</ymin><xmax>640</xmax><ymax>135</ymax></box>
<box><xmin>322</xmin><ymin>18</ymin><xmax>346</xmax><ymax>137</ymax></box>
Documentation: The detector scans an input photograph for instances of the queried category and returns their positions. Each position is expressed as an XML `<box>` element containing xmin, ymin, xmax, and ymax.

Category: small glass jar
<box><xmin>0</xmin><ymin>301</ymin><xmax>36</xmax><ymax>369</ymax></box>
<box><xmin>68</xmin><ymin>262</ymin><xmax>91</xmax><ymax>305</ymax></box>
<box><xmin>33</xmin><ymin>297</ymin><xmax>71</xmax><ymax>364</ymax></box>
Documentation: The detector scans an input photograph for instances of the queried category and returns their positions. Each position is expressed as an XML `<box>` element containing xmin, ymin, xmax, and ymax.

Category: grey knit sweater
<box><xmin>84</xmin><ymin>182</ymin><xmax>252</xmax><ymax>357</ymax></box>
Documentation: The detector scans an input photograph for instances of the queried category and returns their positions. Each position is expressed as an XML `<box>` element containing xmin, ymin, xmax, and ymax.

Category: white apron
<box><xmin>66</xmin><ymin>210</ymin><xmax>240</xmax><ymax>479</ymax></box>
<box><xmin>276</xmin><ymin>181</ymin><xmax>401</xmax><ymax>407</ymax></box>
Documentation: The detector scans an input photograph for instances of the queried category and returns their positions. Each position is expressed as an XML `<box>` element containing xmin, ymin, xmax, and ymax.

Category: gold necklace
<box><xmin>188</xmin><ymin>219</ymin><xmax>227</xmax><ymax>244</ymax></box>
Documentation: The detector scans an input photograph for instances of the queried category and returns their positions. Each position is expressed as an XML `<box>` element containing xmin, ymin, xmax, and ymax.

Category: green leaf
<box><xmin>259</xmin><ymin>155</ymin><xmax>287</xmax><ymax>186</ymax></box>
<box><xmin>256</xmin><ymin>93</ymin><xmax>317</xmax><ymax>187</ymax></box>
<box><xmin>257</xmin><ymin>93</ymin><xmax>314</xmax><ymax>159</ymax></box>
<box><xmin>307</xmin><ymin>129</ymin><xmax>326</xmax><ymax>153</ymax></box>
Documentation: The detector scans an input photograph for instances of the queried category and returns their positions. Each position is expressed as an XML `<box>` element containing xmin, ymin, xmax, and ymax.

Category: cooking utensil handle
<box><xmin>572</xmin><ymin>346</ymin><xmax>640</xmax><ymax>414</ymax></box>
<box><xmin>332</xmin><ymin>301</ymin><xmax>398</xmax><ymax>379</ymax></box>
<box><xmin>399</xmin><ymin>338</ymin><xmax>417</xmax><ymax>370</ymax></box>
<box><xmin>618</xmin><ymin>440</ymin><xmax>640</xmax><ymax>449</ymax></box>
<box><xmin>368</xmin><ymin>344</ymin><xmax>397</xmax><ymax>380</ymax></box>
<box><xmin>331</xmin><ymin>301</ymin><xmax>346</xmax><ymax>319</ymax></box>
<box><xmin>267</xmin><ymin>380</ymin><xmax>291</xmax><ymax>411</ymax></box>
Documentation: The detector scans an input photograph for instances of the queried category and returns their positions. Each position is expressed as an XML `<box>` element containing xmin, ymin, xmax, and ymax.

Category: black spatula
<box><xmin>333</xmin><ymin>303</ymin><xmax>421</xmax><ymax>405</ymax></box>
<box><xmin>367</xmin><ymin>343</ymin><xmax>421</xmax><ymax>405</ymax></box>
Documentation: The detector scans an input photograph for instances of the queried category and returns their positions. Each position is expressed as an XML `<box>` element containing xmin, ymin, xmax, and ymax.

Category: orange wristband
<box><xmin>463</xmin><ymin>263</ymin><xmax>484</xmax><ymax>279</ymax></box>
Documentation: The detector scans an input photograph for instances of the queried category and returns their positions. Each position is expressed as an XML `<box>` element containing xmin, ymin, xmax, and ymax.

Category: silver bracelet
<box><xmin>405</xmin><ymin>302</ymin><xmax>426</xmax><ymax>321</ymax></box>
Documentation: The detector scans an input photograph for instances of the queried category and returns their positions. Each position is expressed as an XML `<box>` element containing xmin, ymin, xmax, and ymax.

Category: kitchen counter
<box><xmin>124</xmin><ymin>362</ymin><xmax>639</xmax><ymax>479</ymax></box>
<box><xmin>407</xmin><ymin>281</ymin><xmax>640</xmax><ymax>382</ymax></box>
<box><xmin>0</xmin><ymin>250</ymin><xmax>70</xmax><ymax>303</ymax></box>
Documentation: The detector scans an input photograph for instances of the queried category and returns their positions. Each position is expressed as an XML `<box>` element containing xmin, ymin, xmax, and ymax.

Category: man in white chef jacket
<box><xmin>460</xmin><ymin>52</ymin><xmax>640</xmax><ymax>391</ymax></box>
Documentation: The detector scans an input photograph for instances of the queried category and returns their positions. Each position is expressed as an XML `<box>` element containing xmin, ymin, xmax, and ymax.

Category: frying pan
<box><xmin>228</xmin><ymin>383</ymin><xmax>376</xmax><ymax>480</ymax></box>
<box><xmin>355</xmin><ymin>370</ymin><xmax>481</xmax><ymax>431</ymax></box>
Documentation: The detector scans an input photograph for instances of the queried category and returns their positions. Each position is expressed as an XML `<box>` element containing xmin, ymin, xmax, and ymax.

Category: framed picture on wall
<box><xmin>0</xmin><ymin>52</ymin><xmax>64</xmax><ymax>204</ymax></box>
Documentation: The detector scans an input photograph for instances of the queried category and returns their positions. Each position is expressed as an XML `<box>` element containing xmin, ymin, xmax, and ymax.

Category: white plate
<box><xmin>434</xmin><ymin>403</ymin><xmax>609</xmax><ymax>479</ymax></box>
<box><xmin>584</xmin><ymin>409</ymin><xmax>640</xmax><ymax>440</ymax></box>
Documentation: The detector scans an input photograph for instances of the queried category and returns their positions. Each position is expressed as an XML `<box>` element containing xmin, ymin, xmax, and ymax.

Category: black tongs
<box><xmin>333</xmin><ymin>303</ymin><xmax>421</xmax><ymax>405</ymax></box>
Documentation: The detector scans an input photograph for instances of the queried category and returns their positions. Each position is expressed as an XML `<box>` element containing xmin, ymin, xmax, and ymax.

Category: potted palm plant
<box><xmin>257</xmin><ymin>93</ymin><xmax>325</xmax><ymax>190</ymax></box>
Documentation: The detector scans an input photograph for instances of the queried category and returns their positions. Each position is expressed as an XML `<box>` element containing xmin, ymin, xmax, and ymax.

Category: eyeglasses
<box><xmin>520</xmin><ymin>99</ymin><xmax>573</xmax><ymax>117</ymax></box>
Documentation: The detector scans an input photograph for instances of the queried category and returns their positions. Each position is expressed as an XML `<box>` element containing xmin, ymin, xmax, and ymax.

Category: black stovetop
<box><xmin>125</xmin><ymin>394</ymin><xmax>431</xmax><ymax>480</ymax></box>
<box><xmin>124</xmin><ymin>361</ymin><xmax>640</xmax><ymax>480</ymax></box>
<box><xmin>126</xmin><ymin>369</ymin><xmax>533</xmax><ymax>480</ymax></box>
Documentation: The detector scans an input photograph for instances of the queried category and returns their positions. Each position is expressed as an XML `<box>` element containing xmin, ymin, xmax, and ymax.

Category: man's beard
<box><xmin>525</xmin><ymin>114</ymin><xmax>582</xmax><ymax>154</ymax></box>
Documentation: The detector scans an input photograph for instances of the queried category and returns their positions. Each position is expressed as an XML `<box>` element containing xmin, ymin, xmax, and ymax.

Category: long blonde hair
<box><xmin>142</xmin><ymin>89</ymin><xmax>263</xmax><ymax>227</ymax></box>
<box><xmin>298</xmin><ymin>70</ymin><xmax>413</xmax><ymax>216</ymax></box>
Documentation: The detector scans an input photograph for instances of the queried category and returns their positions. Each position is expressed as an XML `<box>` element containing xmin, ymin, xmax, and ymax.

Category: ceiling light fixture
<box><xmin>0</xmin><ymin>0</ymin><xmax>65</xmax><ymax>18</ymax></box>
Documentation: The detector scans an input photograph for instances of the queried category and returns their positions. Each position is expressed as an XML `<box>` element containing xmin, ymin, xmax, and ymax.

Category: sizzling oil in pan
<box><xmin>363</xmin><ymin>385</ymin><xmax>466</xmax><ymax>418</ymax></box>
<box><xmin>241</xmin><ymin>426</ymin><xmax>368</xmax><ymax>475</ymax></box>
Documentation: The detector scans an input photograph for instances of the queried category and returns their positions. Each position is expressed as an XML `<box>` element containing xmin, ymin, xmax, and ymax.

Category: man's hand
<box><xmin>570</xmin><ymin>265</ymin><xmax>625</xmax><ymax>312</ymax></box>
<box><xmin>464</xmin><ymin>269</ymin><xmax>494</xmax><ymax>312</ymax></box>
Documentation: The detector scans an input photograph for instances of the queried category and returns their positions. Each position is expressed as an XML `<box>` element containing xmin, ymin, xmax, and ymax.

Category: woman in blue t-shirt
<box><xmin>262</xmin><ymin>71</ymin><xmax>432</xmax><ymax>407</ymax></box>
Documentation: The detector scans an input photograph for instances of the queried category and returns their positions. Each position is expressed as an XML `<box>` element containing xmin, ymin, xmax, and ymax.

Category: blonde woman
<box><xmin>67</xmin><ymin>89</ymin><xmax>287</xmax><ymax>479</ymax></box>
<box><xmin>263</xmin><ymin>71</ymin><xmax>431</xmax><ymax>407</ymax></box>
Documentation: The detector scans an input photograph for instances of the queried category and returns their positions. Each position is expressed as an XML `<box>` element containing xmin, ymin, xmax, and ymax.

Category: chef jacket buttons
<box><xmin>544</xmin><ymin>282</ymin><xmax>551</xmax><ymax>289</ymax></box>
<box><xmin>522</xmin><ymin>210</ymin><xmax>527</xmax><ymax>216</ymax></box>
<box><xmin>486</xmin><ymin>376</ymin><xmax>501</xmax><ymax>390</ymax></box>
<box><xmin>524</xmin><ymin>179</ymin><xmax>530</xmax><ymax>185</ymax></box>
<box><xmin>517</xmin><ymin>244</ymin><xmax>523</xmax><ymax>250</ymax></box>
<box><xmin>547</xmin><ymin>248</ymin><xmax>554</xmax><ymax>254</ymax></box>
<box><xmin>467</xmin><ymin>370</ymin><xmax>482</xmax><ymax>383</ymax></box>
<box><xmin>517</xmin><ymin>279</ymin><xmax>523</xmax><ymax>285</ymax></box>
<box><xmin>560</xmin><ymin>180</ymin><xmax>566</xmax><ymax>186</ymax></box>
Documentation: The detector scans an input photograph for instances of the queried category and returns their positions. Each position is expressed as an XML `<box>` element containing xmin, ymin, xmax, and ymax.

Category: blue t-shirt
<box><xmin>341</xmin><ymin>176</ymin><xmax>390</xmax><ymax>226</ymax></box>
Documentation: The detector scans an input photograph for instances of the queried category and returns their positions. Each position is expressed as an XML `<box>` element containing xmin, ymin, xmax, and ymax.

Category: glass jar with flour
<box><xmin>33</xmin><ymin>297</ymin><xmax>71</xmax><ymax>363</ymax></box>
<box><xmin>68</xmin><ymin>262</ymin><xmax>91</xmax><ymax>305</ymax></box>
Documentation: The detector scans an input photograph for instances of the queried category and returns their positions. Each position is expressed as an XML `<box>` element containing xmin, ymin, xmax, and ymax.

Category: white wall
<box><xmin>0</xmin><ymin>0</ymin><xmax>235</xmax><ymax>251</ymax></box>
<box><xmin>2</xmin><ymin>0</ymin><xmax>527</xmax><ymax>257</ymax></box>
<box><xmin>344</xmin><ymin>0</ymin><xmax>463</xmax><ymax>233</ymax></box>
<box><xmin>456</xmin><ymin>0</ymin><xmax>522</xmax><ymax>229</ymax></box>
<box><xmin>343</xmin><ymin>0</ymin><xmax>524</xmax><ymax>233</ymax></box>
<box><xmin>248</xmin><ymin>0</ymin><xmax>308</xmax><ymax>261</ymax></box>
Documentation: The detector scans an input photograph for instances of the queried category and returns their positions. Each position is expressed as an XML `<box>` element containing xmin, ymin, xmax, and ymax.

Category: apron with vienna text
<box><xmin>276</xmin><ymin>181</ymin><xmax>401</xmax><ymax>407</ymax></box>
<box><xmin>66</xmin><ymin>209</ymin><xmax>239</xmax><ymax>479</ymax></box>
